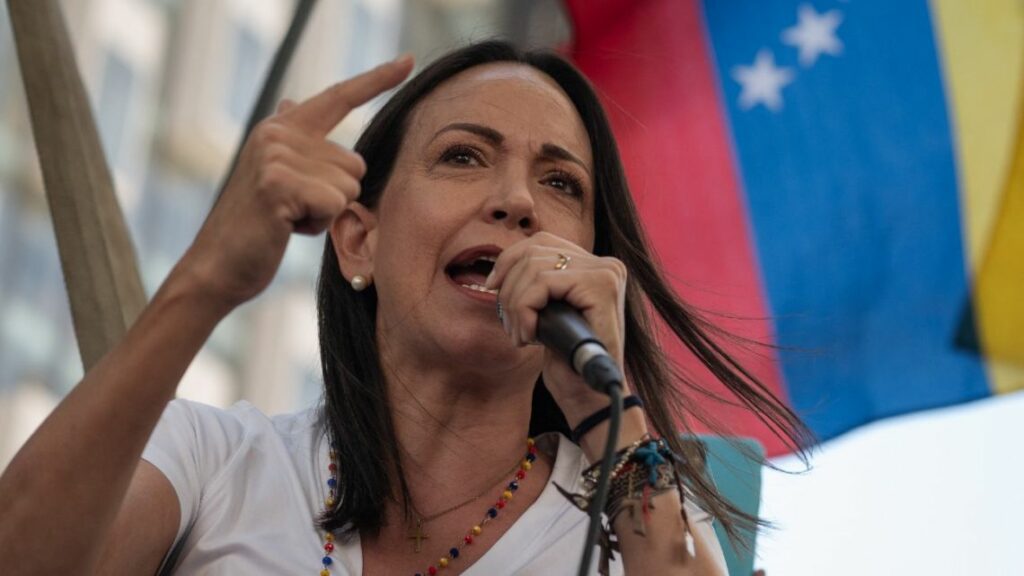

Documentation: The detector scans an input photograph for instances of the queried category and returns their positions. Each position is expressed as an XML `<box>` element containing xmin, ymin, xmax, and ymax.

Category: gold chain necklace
<box><xmin>320</xmin><ymin>439</ymin><xmax>539</xmax><ymax>576</ymax></box>
<box><xmin>413</xmin><ymin>438</ymin><xmax>538</xmax><ymax>575</ymax></box>
<box><xmin>406</xmin><ymin>457</ymin><xmax>523</xmax><ymax>552</ymax></box>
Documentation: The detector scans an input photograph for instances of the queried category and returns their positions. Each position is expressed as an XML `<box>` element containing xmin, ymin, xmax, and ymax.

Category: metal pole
<box><xmin>6</xmin><ymin>0</ymin><xmax>147</xmax><ymax>370</ymax></box>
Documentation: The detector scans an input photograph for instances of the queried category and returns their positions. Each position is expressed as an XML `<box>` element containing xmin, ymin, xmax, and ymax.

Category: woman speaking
<box><xmin>0</xmin><ymin>41</ymin><xmax>807</xmax><ymax>574</ymax></box>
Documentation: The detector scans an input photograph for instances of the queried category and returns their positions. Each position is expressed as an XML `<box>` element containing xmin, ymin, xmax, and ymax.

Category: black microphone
<box><xmin>535</xmin><ymin>301</ymin><xmax>624</xmax><ymax>395</ymax></box>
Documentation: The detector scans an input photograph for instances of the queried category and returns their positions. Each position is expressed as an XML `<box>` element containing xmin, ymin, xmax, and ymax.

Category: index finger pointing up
<box><xmin>282</xmin><ymin>54</ymin><xmax>414</xmax><ymax>136</ymax></box>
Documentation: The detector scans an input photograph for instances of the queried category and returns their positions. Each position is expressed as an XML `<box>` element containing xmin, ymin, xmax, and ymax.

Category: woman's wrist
<box><xmin>570</xmin><ymin>395</ymin><xmax>643</xmax><ymax>444</ymax></box>
<box><xmin>163</xmin><ymin>250</ymin><xmax>244</xmax><ymax>320</ymax></box>
<box><xmin>578</xmin><ymin>406</ymin><xmax>649</xmax><ymax>464</ymax></box>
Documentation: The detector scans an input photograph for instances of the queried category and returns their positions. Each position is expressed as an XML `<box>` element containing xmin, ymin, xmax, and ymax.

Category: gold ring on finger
<box><xmin>554</xmin><ymin>253</ymin><xmax>571</xmax><ymax>271</ymax></box>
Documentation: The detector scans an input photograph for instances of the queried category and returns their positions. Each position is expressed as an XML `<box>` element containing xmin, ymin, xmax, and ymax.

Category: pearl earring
<box><xmin>351</xmin><ymin>274</ymin><xmax>370</xmax><ymax>292</ymax></box>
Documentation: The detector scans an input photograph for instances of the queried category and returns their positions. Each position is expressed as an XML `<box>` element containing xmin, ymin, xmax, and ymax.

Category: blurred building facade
<box><xmin>0</xmin><ymin>0</ymin><xmax>568</xmax><ymax>469</ymax></box>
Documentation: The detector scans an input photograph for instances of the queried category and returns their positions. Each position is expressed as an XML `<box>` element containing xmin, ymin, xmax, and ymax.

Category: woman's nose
<box><xmin>486</xmin><ymin>179</ymin><xmax>537</xmax><ymax>231</ymax></box>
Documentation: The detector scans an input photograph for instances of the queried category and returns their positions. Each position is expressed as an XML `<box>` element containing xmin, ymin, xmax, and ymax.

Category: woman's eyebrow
<box><xmin>431</xmin><ymin>122</ymin><xmax>591</xmax><ymax>177</ymax></box>
<box><xmin>540</xmin><ymin>143</ymin><xmax>591</xmax><ymax>178</ymax></box>
<box><xmin>431</xmin><ymin>122</ymin><xmax>504</xmax><ymax>145</ymax></box>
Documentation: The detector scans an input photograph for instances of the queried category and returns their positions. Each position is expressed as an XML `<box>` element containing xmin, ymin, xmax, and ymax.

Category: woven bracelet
<box><xmin>553</xmin><ymin>435</ymin><xmax>689</xmax><ymax>576</ymax></box>
<box><xmin>570</xmin><ymin>395</ymin><xmax>644</xmax><ymax>444</ymax></box>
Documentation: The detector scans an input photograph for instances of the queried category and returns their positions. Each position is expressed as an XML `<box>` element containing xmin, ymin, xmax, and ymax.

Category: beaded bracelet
<box><xmin>570</xmin><ymin>395</ymin><xmax>644</xmax><ymax>444</ymax></box>
<box><xmin>604</xmin><ymin>442</ymin><xmax>680</xmax><ymax>536</ymax></box>
<box><xmin>555</xmin><ymin>436</ymin><xmax>690</xmax><ymax>576</ymax></box>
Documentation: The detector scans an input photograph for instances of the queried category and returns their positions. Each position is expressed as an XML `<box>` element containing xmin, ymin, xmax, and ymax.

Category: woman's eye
<box><xmin>440</xmin><ymin>145</ymin><xmax>482</xmax><ymax>166</ymax></box>
<box><xmin>544</xmin><ymin>173</ymin><xmax>584</xmax><ymax>198</ymax></box>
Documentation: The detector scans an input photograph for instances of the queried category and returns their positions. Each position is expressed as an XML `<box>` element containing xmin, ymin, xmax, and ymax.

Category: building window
<box><xmin>96</xmin><ymin>51</ymin><xmax>137</xmax><ymax>168</ymax></box>
<box><xmin>344</xmin><ymin>0</ymin><xmax>399</xmax><ymax>79</ymax></box>
<box><xmin>226</xmin><ymin>23</ymin><xmax>269</xmax><ymax>125</ymax></box>
<box><xmin>0</xmin><ymin>211</ymin><xmax>70</xmax><ymax>390</ymax></box>
<box><xmin>345</xmin><ymin>2</ymin><xmax>373</xmax><ymax>77</ymax></box>
<box><xmin>0</xmin><ymin>2</ymin><xmax>11</xmax><ymax>90</ymax></box>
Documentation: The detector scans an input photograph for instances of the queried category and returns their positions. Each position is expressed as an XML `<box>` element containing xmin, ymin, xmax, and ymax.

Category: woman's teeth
<box><xmin>461</xmin><ymin>283</ymin><xmax>498</xmax><ymax>295</ymax></box>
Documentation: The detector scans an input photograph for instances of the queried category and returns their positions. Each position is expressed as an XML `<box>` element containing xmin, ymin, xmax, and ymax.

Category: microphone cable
<box><xmin>576</xmin><ymin>383</ymin><xmax>622</xmax><ymax>576</ymax></box>
<box><xmin>533</xmin><ymin>301</ymin><xmax>625</xmax><ymax>576</ymax></box>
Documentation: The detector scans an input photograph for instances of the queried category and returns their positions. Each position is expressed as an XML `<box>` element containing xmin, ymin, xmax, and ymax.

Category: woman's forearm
<box><xmin>613</xmin><ymin>490</ymin><xmax>727</xmax><ymax>575</ymax></box>
<box><xmin>580</xmin><ymin>410</ymin><xmax>727</xmax><ymax>575</ymax></box>
<box><xmin>0</xmin><ymin>264</ymin><xmax>231</xmax><ymax>572</ymax></box>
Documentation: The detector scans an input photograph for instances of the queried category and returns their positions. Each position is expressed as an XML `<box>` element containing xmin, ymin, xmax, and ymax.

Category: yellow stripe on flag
<box><xmin>976</xmin><ymin>100</ymin><xmax>1024</xmax><ymax>370</ymax></box>
<box><xmin>930</xmin><ymin>0</ymin><xmax>1024</xmax><ymax>390</ymax></box>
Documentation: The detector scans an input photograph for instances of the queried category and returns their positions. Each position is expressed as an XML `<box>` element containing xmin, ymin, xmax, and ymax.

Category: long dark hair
<box><xmin>316</xmin><ymin>40</ymin><xmax>812</xmax><ymax>545</ymax></box>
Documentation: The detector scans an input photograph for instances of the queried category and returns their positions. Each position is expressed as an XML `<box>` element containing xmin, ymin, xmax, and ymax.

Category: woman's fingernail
<box><xmin>484</xmin><ymin>270</ymin><xmax>496</xmax><ymax>289</ymax></box>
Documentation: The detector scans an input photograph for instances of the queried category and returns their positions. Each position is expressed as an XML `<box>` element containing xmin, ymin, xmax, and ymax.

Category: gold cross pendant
<box><xmin>407</xmin><ymin>518</ymin><xmax>429</xmax><ymax>553</ymax></box>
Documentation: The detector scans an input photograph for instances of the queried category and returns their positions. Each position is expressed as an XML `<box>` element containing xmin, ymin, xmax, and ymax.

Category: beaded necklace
<box><xmin>318</xmin><ymin>438</ymin><xmax>538</xmax><ymax>576</ymax></box>
<box><xmin>407</xmin><ymin>458</ymin><xmax>522</xmax><ymax>553</ymax></box>
<box><xmin>319</xmin><ymin>443</ymin><xmax>339</xmax><ymax>576</ymax></box>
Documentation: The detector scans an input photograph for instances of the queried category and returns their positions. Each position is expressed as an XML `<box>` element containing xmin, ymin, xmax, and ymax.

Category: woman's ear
<box><xmin>330</xmin><ymin>202</ymin><xmax>378</xmax><ymax>282</ymax></box>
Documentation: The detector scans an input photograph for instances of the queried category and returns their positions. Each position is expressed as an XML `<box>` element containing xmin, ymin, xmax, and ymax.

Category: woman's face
<box><xmin>371</xmin><ymin>62</ymin><xmax>596</xmax><ymax>372</ymax></box>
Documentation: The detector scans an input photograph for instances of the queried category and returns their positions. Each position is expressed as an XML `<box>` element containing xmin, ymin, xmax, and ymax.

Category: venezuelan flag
<box><xmin>566</xmin><ymin>0</ymin><xmax>1024</xmax><ymax>455</ymax></box>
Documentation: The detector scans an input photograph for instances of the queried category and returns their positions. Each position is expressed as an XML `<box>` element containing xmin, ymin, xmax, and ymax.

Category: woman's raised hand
<box><xmin>177</xmin><ymin>55</ymin><xmax>413</xmax><ymax>311</ymax></box>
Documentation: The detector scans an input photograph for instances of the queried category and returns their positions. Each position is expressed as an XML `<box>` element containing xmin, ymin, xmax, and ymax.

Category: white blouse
<box><xmin>142</xmin><ymin>398</ymin><xmax>721</xmax><ymax>575</ymax></box>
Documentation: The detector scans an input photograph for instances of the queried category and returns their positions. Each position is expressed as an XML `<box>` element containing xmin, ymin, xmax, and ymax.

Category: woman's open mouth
<box><xmin>444</xmin><ymin>246</ymin><xmax>501</xmax><ymax>299</ymax></box>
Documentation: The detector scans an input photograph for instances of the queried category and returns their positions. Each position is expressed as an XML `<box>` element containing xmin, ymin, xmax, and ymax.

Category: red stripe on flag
<box><xmin>567</xmin><ymin>0</ymin><xmax>792</xmax><ymax>455</ymax></box>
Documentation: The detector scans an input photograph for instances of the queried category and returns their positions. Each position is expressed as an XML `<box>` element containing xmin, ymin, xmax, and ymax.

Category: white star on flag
<box><xmin>782</xmin><ymin>4</ymin><xmax>844</xmax><ymax>67</ymax></box>
<box><xmin>731</xmin><ymin>49</ymin><xmax>795</xmax><ymax>112</ymax></box>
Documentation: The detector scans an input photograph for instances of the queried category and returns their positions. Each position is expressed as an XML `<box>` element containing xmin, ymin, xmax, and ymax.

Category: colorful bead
<box><xmin>388</xmin><ymin>438</ymin><xmax>534</xmax><ymax>576</ymax></box>
<box><xmin>323</xmin><ymin>446</ymin><xmax>339</xmax><ymax>575</ymax></box>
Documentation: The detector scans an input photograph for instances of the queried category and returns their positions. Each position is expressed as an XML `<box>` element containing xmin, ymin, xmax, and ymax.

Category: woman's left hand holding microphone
<box><xmin>484</xmin><ymin>233</ymin><xmax>648</xmax><ymax>457</ymax></box>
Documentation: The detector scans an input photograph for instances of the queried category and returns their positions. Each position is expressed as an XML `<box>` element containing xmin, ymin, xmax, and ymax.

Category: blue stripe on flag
<box><xmin>700</xmin><ymin>0</ymin><xmax>990</xmax><ymax>439</ymax></box>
